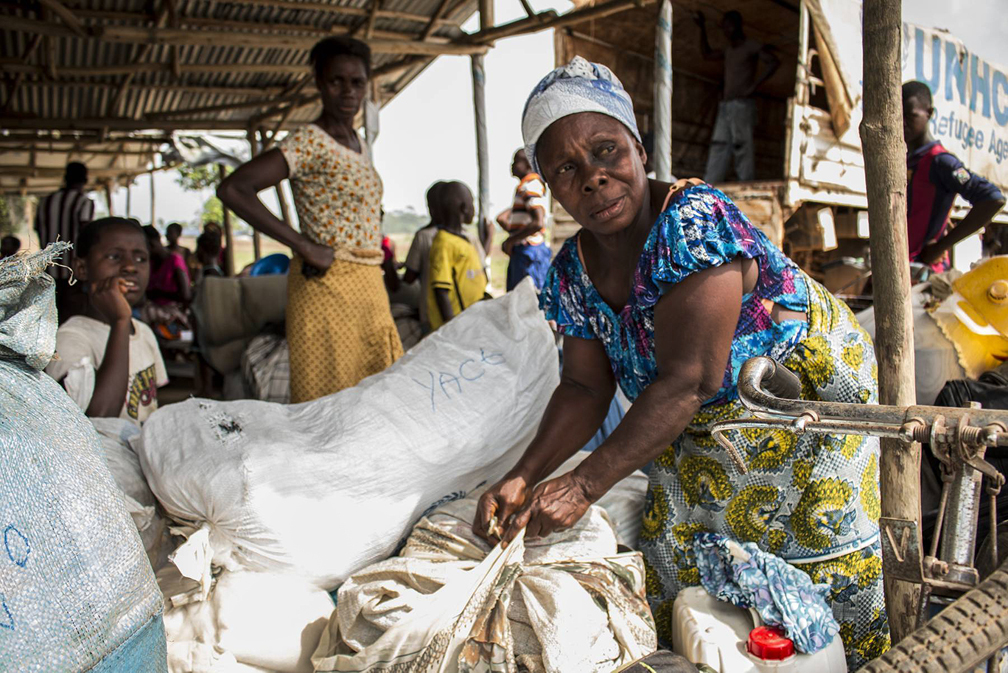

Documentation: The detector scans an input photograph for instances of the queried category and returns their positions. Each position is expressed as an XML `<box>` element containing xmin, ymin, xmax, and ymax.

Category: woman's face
<box><xmin>317</xmin><ymin>55</ymin><xmax>368</xmax><ymax>120</ymax></box>
<box><xmin>536</xmin><ymin>112</ymin><xmax>648</xmax><ymax>237</ymax></box>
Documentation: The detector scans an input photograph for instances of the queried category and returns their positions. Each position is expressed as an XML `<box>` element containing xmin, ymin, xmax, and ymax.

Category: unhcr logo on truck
<box><xmin>903</xmin><ymin>24</ymin><xmax>1008</xmax><ymax>184</ymax></box>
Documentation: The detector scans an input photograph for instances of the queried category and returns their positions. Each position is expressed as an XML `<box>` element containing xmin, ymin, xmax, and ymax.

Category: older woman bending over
<box><xmin>473</xmin><ymin>57</ymin><xmax>889</xmax><ymax>670</ymax></box>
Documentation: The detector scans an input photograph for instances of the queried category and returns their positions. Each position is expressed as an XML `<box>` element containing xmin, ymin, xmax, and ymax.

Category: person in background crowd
<box><xmin>381</xmin><ymin>232</ymin><xmax>400</xmax><ymax>296</ymax></box>
<box><xmin>217</xmin><ymin>36</ymin><xmax>402</xmax><ymax>402</ymax></box>
<box><xmin>165</xmin><ymin>222</ymin><xmax>192</xmax><ymax>267</ymax></box>
<box><xmin>428</xmin><ymin>182</ymin><xmax>487</xmax><ymax>330</ymax></box>
<box><xmin>902</xmin><ymin>80</ymin><xmax>1005</xmax><ymax>271</ymax></box>
<box><xmin>35</xmin><ymin>161</ymin><xmax>95</xmax><ymax>320</ymax></box>
<box><xmin>1</xmin><ymin>235</ymin><xmax>20</xmax><ymax>258</ymax></box>
<box><xmin>402</xmin><ymin>181</ymin><xmax>446</xmax><ymax>333</ymax></box>
<box><xmin>497</xmin><ymin>149</ymin><xmax>552</xmax><ymax>291</ymax></box>
<box><xmin>143</xmin><ymin>226</ymin><xmax>191</xmax><ymax>306</ymax></box>
<box><xmin>45</xmin><ymin>217</ymin><xmax>167</xmax><ymax>424</ymax></box>
<box><xmin>695</xmin><ymin>10</ymin><xmax>779</xmax><ymax>183</ymax></box>
<box><xmin>474</xmin><ymin>57</ymin><xmax>888</xmax><ymax>670</ymax></box>
<box><xmin>194</xmin><ymin>231</ymin><xmax>224</xmax><ymax>283</ymax></box>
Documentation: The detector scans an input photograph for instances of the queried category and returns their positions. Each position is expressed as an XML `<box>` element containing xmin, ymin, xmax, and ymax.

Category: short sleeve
<box><xmin>428</xmin><ymin>237</ymin><xmax>454</xmax><ymax>291</ymax></box>
<box><xmin>651</xmin><ymin>185</ymin><xmax>764</xmax><ymax>291</ymax></box>
<box><xmin>278</xmin><ymin>126</ymin><xmax>311</xmax><ymax>179</ymax></box>
<box><xmin>45</xmin><ymin>323</ymin><xmax>100</xmax><ymax>411</ymax></box>
<box><xmin>932</xmin><ymin>154</ymin><xmax>1005</xmax><ymax>205</ymax></box>
<box><xmin>538</xmin><ymin>239</ymin><xmax>596</xmax><ymax>340</ymax></box>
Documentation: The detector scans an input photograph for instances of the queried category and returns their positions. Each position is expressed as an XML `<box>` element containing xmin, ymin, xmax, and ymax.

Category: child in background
<box><xmin>427</xmin><ymin>182</ymin><xmax>487</xmax><ymax>330</ymax></box>
<box><xmin>144</xmin><ymin>225</ymin><xmax>192</xmax><ymax>305</ymax></box>
<box><xmin>902</xmin><ymin>81</ymin><xmax>1005</xmax><ymax>271</ymax></box>
<box><xmin>403</xmin><ymin>181</ymin><xmax>446</xmax><ymax>333</ymax></box>
<box><xmin>497</xmin><ymin>149</ymin><xmax>551</xmax><ymax>291</ymax></box>
<box><xmin>45</xmin><ymin>217</ymin><xmax>168</xmax><ymax>424</ymax></box>
<box><xmin>165</xmin><ymin>222</ymin><xmax>192</xmax><ymax>266</ymax></box>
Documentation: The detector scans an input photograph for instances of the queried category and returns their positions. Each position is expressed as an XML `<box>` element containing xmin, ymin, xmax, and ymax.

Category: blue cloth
<box><xmin>539</xmin><ymin>184</ymin><xmax>809</xmax><ymax>404</ymax></box>
<box><xmin>506</xmin><ymin>242</ymin><xmax>552</xmax><ymax>292</ymax></box>
<box><xmin>521</xmin><ymin>56</ymin><xmax>642</xmax><ymax>175</ymax></box>
<box><xmin>249</xmin><ymin>253</ymin><xmax>290</xmax><ymax>276</ymax></box>
<box><xmin>579</xmin><ymin>393</ymin><xmax>626</xmax><ymax>453</ymax></box>
<box><xmin>694</xmin><ymin>532</ymin><xmax>840</xmax><ymax>654</ymax></box>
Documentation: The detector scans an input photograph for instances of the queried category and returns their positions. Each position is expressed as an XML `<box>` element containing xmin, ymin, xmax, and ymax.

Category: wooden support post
<box><xmin>471</xmin><ymin>0</ymin><xmax>492</xmax><ymax>245</ymax></box>
<box><xmin>247</xmin><ymin>128</ymin><xmax>262</xmax><ymax>261</ymax></box>
<box><xmin>125</xmin><ymin>178</ymin><xmax>132</xmax><ymax>217</ymax></box>
<box><xmin>218</xmin><ymin>164</ymin><xmax>235</xmax><ymax>276</ymax></box>
<box><xmin>860</xmin><ymin>0</ymin><xmax>918</xmax><ymax>645</ymax></box>
<box><xmin>149</xmin><ymin>171</ymin><xmax>156</xmax><ymax>226</ymax></box>
<box><xmin>653</xmin><ymin>0</ymin><xmax>672</xmax><ymax>182</ymax></box>
<box><xmin>104</xmin><ymin>180</ymin><xmax>115</xmax><ymax>216</ymax></box>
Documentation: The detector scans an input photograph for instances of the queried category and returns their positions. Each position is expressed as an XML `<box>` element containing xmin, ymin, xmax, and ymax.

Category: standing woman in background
<box><xmin>218</xmin><ymin>37</ymin><xmax>402</xmax><ymax>403</ymax></box>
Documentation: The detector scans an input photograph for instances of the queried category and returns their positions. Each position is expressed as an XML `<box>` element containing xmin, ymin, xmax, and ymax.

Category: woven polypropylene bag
<box><xmin>0</xmin><ymin>245</ymin><xmax>167</xmax><ymax>671</ymax></box>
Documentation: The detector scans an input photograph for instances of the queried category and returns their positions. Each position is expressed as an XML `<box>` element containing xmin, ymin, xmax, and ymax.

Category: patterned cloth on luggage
<box><xmin>287</xmin><ymin>256</ymin><xmax>402</xmax><ymax>403</ymax></box>
<box><xmin>241</xmin><ymin>331</ymin><xmax>290</xmax><ymax>403</ymax></box>
<box><xmin>539</xmin><ymin>184</ymin><xmax>889</xmax><ymax>670</ymax></box>
<box><xmin>693</xmin><ymin>532</ymin><xmax>839</xmax><ymax>654</ymax></box>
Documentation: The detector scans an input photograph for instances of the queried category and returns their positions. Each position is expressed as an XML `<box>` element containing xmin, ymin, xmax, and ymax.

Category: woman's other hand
<box><xmin>91</xmin><ymin>277</ymin><xmax>134</xmax><ymax>324</ymax></box>
<box><xmin>301</xmin><ymin>241</ymin><xmax>335</xmax><ymax>273</ymax></box>
<box><xmin>499</xmin><ymin>471</ymin><xmax>595</xmax><ymax>545</ymax></box>
<box><xmin>473</xmin><ymin>472</ymin><xmax>531</xmax><ymax>543</ymax></box>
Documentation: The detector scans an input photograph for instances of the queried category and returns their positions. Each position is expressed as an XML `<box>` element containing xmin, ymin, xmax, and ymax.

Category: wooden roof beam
<box><xmin>468</xmin><ymin>0</ymin><xmax>655</xmax><ymax>44</ymax></box>
<box><xmin>217</xmin><ymin>0</ymin><xmax>463</xmax><ymax>27</ymax></box>
<box><xmin>1</xmin><ymin>34</ymin><xmax>42</xmax><ymax>114</ymax></box>
<box><xmin>145</xmin><ymin>90</ymin><xmax>308</xmax><ymax>119</ymax></box>
<box><xmin>37</xmin><ymin>0</ymin><xmax>88</xmax><ymax>37</ymax></box>
<box><xmin>2</xmin><ymin>117</ymin><xmax>295</xmax><ymax>131</ymax></box>
<box><xmin>421</xmin><ymin>0</ymin><xmax>454</xmax><ymax>41</ymax></box>
<box><xmin>12</xmin><ymin>79</ymin><xmax>292</xmax><ymax>97</ymax></box>
<box><xmin>4</xmin><ymin>16</ymin><xmax>488</xmax><ymax>55</ymax></box>
<box><xmin>106</xmin><ymin>0</ymin><xmax>174</xmax><ymax>117</ymax></box>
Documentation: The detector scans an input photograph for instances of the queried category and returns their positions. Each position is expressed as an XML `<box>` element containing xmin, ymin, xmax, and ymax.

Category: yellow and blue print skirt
<box><xmin>640</xmin><ymin>281</ymin><xmax>890</xmax><ymax>671</ymax></box>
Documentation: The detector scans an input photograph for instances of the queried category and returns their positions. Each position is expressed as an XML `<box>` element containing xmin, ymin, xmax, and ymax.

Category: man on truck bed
<box><xmin>903</xmin><ymin>80</ymin><xmax>1005</xmax><ymax>271</ymax></box>
<box><xmin>695</xmin><ymin>10</ymin><xmax>779</xmax><ymax>184</ymax></box>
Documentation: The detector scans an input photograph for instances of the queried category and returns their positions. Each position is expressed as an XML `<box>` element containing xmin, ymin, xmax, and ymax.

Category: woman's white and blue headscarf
<box><xmin>521</xmin><ymin>56</ymin><xmax>641</xmax><ymax>175</ymax></box>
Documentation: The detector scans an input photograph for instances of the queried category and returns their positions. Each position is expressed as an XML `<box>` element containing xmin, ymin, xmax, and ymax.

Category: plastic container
<box><xmin>672</xmin><ymin>586</ymin><xmax>846</xmax><ymax>673</ymax></box>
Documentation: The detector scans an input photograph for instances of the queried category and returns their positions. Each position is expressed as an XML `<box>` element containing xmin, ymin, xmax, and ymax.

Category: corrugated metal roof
<box><xmin>0</xmin><ymin>0</ymin><xmax>480</xmax><ymax>193</ymax></box>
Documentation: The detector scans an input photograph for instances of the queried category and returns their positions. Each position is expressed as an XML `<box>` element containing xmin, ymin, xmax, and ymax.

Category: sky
<box><xmin>101</xmin><ymin>0</ymin><xmax>1008</xmax><ymax>230</ymax></box>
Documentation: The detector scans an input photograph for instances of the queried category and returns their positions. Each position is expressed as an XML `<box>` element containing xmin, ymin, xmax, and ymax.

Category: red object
<box><xmin>747</xmin><ymin>626</ymin><xmax>795</xmax><ymax>660</ymax></box>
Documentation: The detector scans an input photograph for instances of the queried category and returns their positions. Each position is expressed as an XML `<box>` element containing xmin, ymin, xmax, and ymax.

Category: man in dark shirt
<box><xmin>695</xmin><ymin>10</ymin><xmax>779</xmax><ymax>183</ymax></box>
<box><xmin>903</xmin><ymin>81</ymin><xmax>1005</xmax><ymax>270</ymax></box>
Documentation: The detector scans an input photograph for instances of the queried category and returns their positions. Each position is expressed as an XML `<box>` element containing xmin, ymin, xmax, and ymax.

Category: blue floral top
<box><xmin>540</xmin><ymin>184</ymin><xmax>809</xmax><ymax>404</ymax></box>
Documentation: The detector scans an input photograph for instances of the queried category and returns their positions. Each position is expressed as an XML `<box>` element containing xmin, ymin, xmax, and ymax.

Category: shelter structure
<box><xmin>1</xmin><ymin>0</ymin><xmax>652</xmax><ymax>265</ymax></box>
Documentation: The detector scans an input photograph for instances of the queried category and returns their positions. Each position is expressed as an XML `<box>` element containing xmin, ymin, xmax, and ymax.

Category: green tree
<box><xmin>200</xmin><ymin>195</ymin><xmax>223</xmax><ymax>226</ymax></box>
<box><xmin>176</xmin><ymin>164</ymin><xmax>231</xmax><ymax>192</ymax></box>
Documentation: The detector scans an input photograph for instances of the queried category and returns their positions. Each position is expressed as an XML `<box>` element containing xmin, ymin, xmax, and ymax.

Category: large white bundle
<box><xmin>138</xmin><ymin>281</ymin><xmax>560</xmax><ymax>589</ymax></box>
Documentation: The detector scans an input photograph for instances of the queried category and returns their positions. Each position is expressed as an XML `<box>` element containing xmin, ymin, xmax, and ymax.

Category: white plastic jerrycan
<box><xmin>671</xmin><ymin>585</ymin><xmax>847</xmax><ymax>673</ymax></box>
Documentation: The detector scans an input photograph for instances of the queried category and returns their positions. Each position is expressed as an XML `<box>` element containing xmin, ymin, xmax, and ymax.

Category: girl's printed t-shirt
<box><xmin>45</xmin><ymin>316</ymin><xmax>169</xmax><ymax>424</ymax></box>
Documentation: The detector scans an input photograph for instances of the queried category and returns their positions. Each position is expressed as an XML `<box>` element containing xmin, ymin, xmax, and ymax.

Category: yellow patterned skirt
<box><xmin>286</xmin><ymin>256</ymin><xmax>403</xmax><ymax>403</ymax></box>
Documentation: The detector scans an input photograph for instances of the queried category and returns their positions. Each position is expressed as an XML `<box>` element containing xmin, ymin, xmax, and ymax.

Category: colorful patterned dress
<box><xmin>540</xmin><ymin>184</ymin><xmax>889</xmax><ymax>670</ymax></box>
<box><xmin>279</xmin><ymin>124</ymin><xmax>402</xmax><ymax>403</ymax></box>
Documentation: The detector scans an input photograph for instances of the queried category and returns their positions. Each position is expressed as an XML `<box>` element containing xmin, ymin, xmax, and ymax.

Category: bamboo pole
<box><xmin>860</xmin><ymin>0</ymin><xmax>918</xmax><ymax>644</ymax></box>
<box><xmin>104</xmin><ymin>180</ymin><xmax>115</xmax><ymax>216</ymax></box>
<box><xmin>150</xmin><ymin>171</ymin><xmax>156</xmax><ymax>226</ymax></box>
<box><xmin>653</xmin><ymin>0</ymin><xmax>673</xmax><ymax>182</ymax></box>
<box><xmin>125</xmin><ymin>179</ymin><xmax>132</xmax><ymax>217</ymax></box>
<box><xmin>218</xmin><ymin>164</ymin><xmax>235</xmax><ymax>276</ymax></box>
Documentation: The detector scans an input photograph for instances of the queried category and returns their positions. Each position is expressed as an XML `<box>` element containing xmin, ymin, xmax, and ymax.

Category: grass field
<box><xmin>183</xmin><ymin>228</ymin><xmax>515</xmax><ymax>295</ymax></box>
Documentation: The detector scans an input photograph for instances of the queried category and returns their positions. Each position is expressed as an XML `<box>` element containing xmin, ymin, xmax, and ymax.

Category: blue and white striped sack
<box><xmin>0</xmin><ymin>244</ymin><xmax>167</xmax><ymax>671</ymax></box>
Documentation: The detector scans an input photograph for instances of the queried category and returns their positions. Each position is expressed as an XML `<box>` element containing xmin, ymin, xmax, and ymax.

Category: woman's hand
<box><xmin>473</xmin><ymin>472</ymin><xmax>532</xmax><ymax>543</ymax></box>
<box><xmin>300</xmin><ymin>241</ymin><xmax>335</xmax><ymax>273</ymax></box>
<box><xmin>499</xmin><ymin>471</ymin><xmax>595</xmax><ymax>545</ymax></box>
<box><xmin>91</xmin><ymin>277</ymin><xmax>134</xmax><ymax>324</ymax></box>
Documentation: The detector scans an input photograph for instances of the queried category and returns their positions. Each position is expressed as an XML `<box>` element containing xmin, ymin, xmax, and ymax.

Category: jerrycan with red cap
<box><xmin>671</xmin><ymin>586</ymin><xmax>846</xmax><ymax>673</ymax></box>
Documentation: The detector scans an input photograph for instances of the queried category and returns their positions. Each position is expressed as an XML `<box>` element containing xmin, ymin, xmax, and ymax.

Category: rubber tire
<box><xmin>862</xmin><ymin>556</ymin><xmax>1008</xmax><ymax>672</ymax></box>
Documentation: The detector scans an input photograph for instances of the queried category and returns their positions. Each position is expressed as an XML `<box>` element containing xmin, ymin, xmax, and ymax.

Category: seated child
<box><xmin>427</xmin><ymin>182</ymin><xmax>488</xmax><ymax>330</ymax></box>
<box><xmin>45</xmin><ymin>217</ymin><xmax>168</xmax><ymax>424</ymax></box>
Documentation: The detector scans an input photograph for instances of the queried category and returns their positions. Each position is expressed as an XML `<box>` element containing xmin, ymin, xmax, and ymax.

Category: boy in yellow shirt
<box><xmin>427</xmin><ymin>182</ymin><xmax>488</xmax><ymax>330</ymax></box>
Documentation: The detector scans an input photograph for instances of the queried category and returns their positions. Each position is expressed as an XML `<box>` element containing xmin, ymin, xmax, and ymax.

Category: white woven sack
<box><xmin>0</xmin><ymin>245</ymin><xmax>165</xmax><ymax>671</ymax></box>
<box><xmin>138</xmin><ymin>280</ymin><xmax>559</xmax><ymax>589</ymax></box>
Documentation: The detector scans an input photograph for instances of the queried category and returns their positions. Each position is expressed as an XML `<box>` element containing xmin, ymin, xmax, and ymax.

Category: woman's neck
<box><xmin>314</xmin><ymin>112</ymin><xmax>359</xmax><ymax>149</ymax></box>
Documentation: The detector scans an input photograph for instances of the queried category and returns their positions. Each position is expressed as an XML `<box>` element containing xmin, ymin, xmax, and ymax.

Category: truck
<box><xmin>550</xmin><ymin>0</ymin><xmax>1008</xmax><ymax>299</ymax></box>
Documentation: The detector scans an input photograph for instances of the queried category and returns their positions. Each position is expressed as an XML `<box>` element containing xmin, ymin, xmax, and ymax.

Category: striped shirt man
<box><xmin>35</xmin><ymin>187</ymin><xmax>94</xmax><ymax>279</ymax></box>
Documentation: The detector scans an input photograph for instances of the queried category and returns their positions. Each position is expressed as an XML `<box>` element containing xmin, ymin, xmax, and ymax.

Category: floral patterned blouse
<box><xmin>540</xmin><ymin>184</ymin><xmax>809</xmax><ymax>404</ymax></box>
<box><xmin>279</xmin><ymin>124</ymin><xmax>384</xmax><ymax>265</ymax></box>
